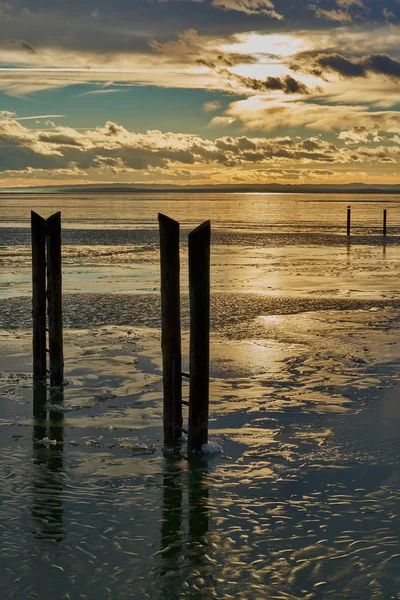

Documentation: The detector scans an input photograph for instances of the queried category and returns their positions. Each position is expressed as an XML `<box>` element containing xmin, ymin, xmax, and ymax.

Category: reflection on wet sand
<box><xmin>159</xmin><ymin>454</ymin><xmax>211</xmax><ymax>598</ymax></box>
<box><xmin>32</xmin><ymin>385</ymin><xmax>64</xmax><ymax>542</ymax></box>
<box><xmin>188</xmin><ymin>457</ymin><xmax>210</xmax><ymax>556</ymax></box>
<box><xmin>346</xmin><ymin>240</ymin><xmax>351</xmax><ymax>264</ymax></box>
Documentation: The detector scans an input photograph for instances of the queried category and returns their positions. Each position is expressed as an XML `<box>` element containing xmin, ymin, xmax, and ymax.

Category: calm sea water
<box><xmin>1</xmin><ymin>193</ymin><xmax>400</xmax><ymax>599</ymax></box>
<box><xmin>1</xmin><ymin>191</ymin><xmax>400</xmax><ymax>230</ymax></box>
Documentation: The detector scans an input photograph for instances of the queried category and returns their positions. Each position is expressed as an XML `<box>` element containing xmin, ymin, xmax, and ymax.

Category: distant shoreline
<box><xmin>1</xmin><ymin>185</ymin><xmax>400</xmax><ymax>196</ymax></box>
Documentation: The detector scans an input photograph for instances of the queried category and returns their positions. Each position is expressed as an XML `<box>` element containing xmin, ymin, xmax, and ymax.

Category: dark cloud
<box><xmin>366</xmin><ymin>54</ymin><xmax>400</xmax><ymax>78</ymax></box>
<box><xmin>316</xmin><ymin>53</ymin><xmax>365</xmax><ymax>77</ymax></box>
<box><xmin>291</xmin><ymin>52</ymin><xmax>400</xmax><ymax>80</ymax></box>
<box><xmin>217</xmin><ymin>68</ymin><xmax>310</xmax><ymax>94</ymax></box>
<box><xmin>11</xmin><ymin>39</ymin><xmax>37</xmax><ymax>54</ymax></box>
<box><xmin>196</xmin><ymin>53</ymin><xmax>256</xmax><ymax>68</ymax></box>
<box><xmin>0</xmin><ymin>1</ymin><xmax>399</xmax><ymax>53</ymax></box>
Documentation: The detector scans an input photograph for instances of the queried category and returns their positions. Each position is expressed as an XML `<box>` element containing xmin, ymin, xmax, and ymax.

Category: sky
<box><xmin>0</xmin><ymin>0</ymin><xmax>399</xmax><ymax>187</ymax></box>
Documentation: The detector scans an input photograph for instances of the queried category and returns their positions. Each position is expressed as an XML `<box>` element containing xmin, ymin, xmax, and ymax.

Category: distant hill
<box><xmin>1</xmin><ymin>182</ymin><xmax>400</xmax><ymax>194</ymax></box>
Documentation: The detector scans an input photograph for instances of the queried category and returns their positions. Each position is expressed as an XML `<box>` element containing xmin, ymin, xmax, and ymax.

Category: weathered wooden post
<box><xmin>31</xmin><ymin>211</ymin><xmax>47</xmax><ymax>384</ymax></box>
<box><xmin>46</xmin><ymin>212</ymin><xmax>64</xmax><ymax>387</ymax></box>
<box><xmin>347</xmin><ymin>206</ymin><xmax>351</xmax><ymax>236</ymax></box>
<box><xmin>383</xmin><ymin>209</ymin><xmax>387</xmax><ymax>237</ymax></box>
<box><xmin>188</xmin><ymin>221</ymin><xmax>211</xmax><ymax>453</ymax></box>
<box><xmin>33</xmin><ymin>383</ymin><xmax>47</xmax><ymax>421</ymax></box>
<box><xmin>158</xmin><ymin>213</ymin><xmax>182</xmax><ymax>443</ymax></box>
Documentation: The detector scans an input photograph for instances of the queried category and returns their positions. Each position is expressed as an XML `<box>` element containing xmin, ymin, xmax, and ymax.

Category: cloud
<box><xmin>0</xmin><ymin>115</ymin><xmax>398</xmax><ymax>181</ymax></box>
<box><xmin>365</xmin><ymin>53</ymin><xmax>400</xmax><ymax>78</ymax></box>
<box><xmin>0</xmin><ymin>110</ymin><xmax>65</xmax><ymax>122</ymax></box>
<box><xmin>0</xmin><ymin>24</ymin><xmax>398</xmax><ymax>100</ymax></box>
<box><xmin>292</xmin><ymin>53</ymin><xmax>365</xmax><ymax>78</ymax></box>
<box><xmin>0</xmin><ymin>1</ymin><xmax>397</xmax><ymax>62</ymax></box>
<box><xmin>151</xmin><ymin>29</ymin><xmax>256</xmax><ymax>67</ymax></box>
<box><xmin>194</xmin><ymin>55</ymin><xmax>311</xmax><ymax>94</ymax></box>
<box><xmin>309</xmin><ymin>6</ymin><xmax>353</xmax><ymax>22</ymax></box>
<box><xmin>9</xmin><ymin>39</ymin><xmax>37</xmax><ymax>54</ymax></box>
<box><xmin>301</xmin><ymin>24</ymin><xmax>399</xmax><ymax>56</ymax></box>
<box><xmin>0</xmin><ymin>110</ymin><xmax>15</xmax><ymax>119</ymax></box>
<box><xmin>0</xmin><ymin>2</ymin><xmax>13</xmax><ymax>19</ymax></box>
<box><xmin>77</xmin><ymin>88</ymin><xmax>128</xmax><ymax>96</ymax></box>
<box><xmin>209</xmin><ymin>67</ymin><xmax>310</xmax><ymax>94</ymax></box>
<box><xmin>16</xmin><ymin>114</ymin><xmax>66</xmax><ymax>121</ymax></box>
<box><xmin>214</xmin><ymin>96</ymin><xmax>400</xmax><ymax>133</ymax></box>
<box><xmin>211</xmin><ymin>0</ymin><xmax>284</xmax><ymax>19</ymax></box>
<box><xmin>37</xmin><ymin>133</ymin><xmax>85</xmax><ymax>147</ymax></box>
<box><xmin>208</xmin><ymin>116</ymin><xmax>236</xmax><ymax>126</ymax></box>
<box><xmin>383</xmin><ymin>8</ymin><xmax>396</xmax><ymax>23</ymax></box>
<box><xmin>337</xmin><ymin>0</ymin><xmax>364</xmax><ymax>6</ymax></box>
<box><xmin>308</xmin><ymin>0</ymin><xmax>366</xmax><ymax>22</ymax></box>
<box><xmin>291</xmin><ymin>51</ymin><xmax>400</xmax><ymax>80</ymax></box>
<box><xmin>338</xmin><ymin>127</ymin><xmax>385</xmax><ymax>144</ymax></box>
<box><xmin>203</xmin><ymin>101</ymin><xmax>221</xmax><ymax>111</ymax></box>
<box><xmin>0</xmin><ymin>2</ymin><xmax>398</xmax><ymax>186</ymax></box>
<box><xmin>0</xmin><ymin>29</ymin><xmax>257</xmax><ymax>95</ymax></box>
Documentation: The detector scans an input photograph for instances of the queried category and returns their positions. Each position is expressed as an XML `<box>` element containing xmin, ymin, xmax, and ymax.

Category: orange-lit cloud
<box><xmin>0</xmin><ymin>113</ymin><xmax>398</xmax><ymax>187</ymax></box>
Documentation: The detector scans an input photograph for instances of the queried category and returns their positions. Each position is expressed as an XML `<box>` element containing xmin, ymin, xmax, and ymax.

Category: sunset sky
<box><xmin>0</xmin><ymin>0</ymin><xmax>399</xmax><ymax>187</ymax></box>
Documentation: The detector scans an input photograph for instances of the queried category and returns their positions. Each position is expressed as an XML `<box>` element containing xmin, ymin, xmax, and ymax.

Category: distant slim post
<box><xmin>188</xmin><ymin>221</ymin><xmax>211</xmax><ymax>453</ymax></box>
<box><xmin>383</xmin><ymin>209</ymin><xmax>387</xmax><ymax>237</ymax></box>
<box><xmin>31</xmin><ymin>211</ymin><xmax>47</xmax><ymax>383</ymax></box>
<box><xmin>46</xmin><ymin>212</ymin><xmax>64</xmax><ymax>387</ymax></box>
<box><xmin>347</xmin><ymin>207</ymin><xmax>351</xmax><ymax>236</ymax></box>
<box><xmin>158</xmin><ymin>213</ymin><xmax>182</xmax><ymax>443</ymax></box>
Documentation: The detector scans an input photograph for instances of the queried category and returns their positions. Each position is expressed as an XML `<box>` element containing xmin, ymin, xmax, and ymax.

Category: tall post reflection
<box><xmin>188</xmin><ymin>456</ymin><xmax>209</xmax><ymax>547</ymax></box>
<box><xmin>159</xmin><ymin>453</ymin><xmax>211</xmax><ymax>598</ymax></box>
<box><xmin>32</xmin><ymin>385</ymin><xmax>65</xmax><ymax>542</ymax></box>
<box><xmin>161</xmin><ymin>456</ymin><xmax>183</xmax><ymax>583</ymax></box>
<box><xmin>33</xmin><ymin>382</ymin><xmax>47</xmax><ymax>422</ymax></box>
<box><xmin>346</xmin><ymin>240</ymin><xmax>351</xmax><ymax>265</ymax></box>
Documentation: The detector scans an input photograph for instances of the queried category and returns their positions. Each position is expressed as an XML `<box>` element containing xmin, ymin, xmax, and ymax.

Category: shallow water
<box><xmin>1</xmin><ymin>193</ymin><xmax>400</xmax><ymax>599</ymax></box>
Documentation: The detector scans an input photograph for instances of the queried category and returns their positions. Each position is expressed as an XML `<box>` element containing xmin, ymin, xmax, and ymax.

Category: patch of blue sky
<box><xmin>0</xmin><ymin>85</ymin><xmax>245</xmax><ymax>137</ymax></box>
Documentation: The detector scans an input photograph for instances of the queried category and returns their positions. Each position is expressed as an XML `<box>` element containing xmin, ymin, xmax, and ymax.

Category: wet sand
<box><xmin>1</xmin><ymin>194</ymin><xmax>400</xmax><ymax>599</ymax></box>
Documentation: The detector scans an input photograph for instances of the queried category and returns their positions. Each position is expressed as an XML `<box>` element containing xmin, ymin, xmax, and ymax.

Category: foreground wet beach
<box><xmin>1</xmin><ymin>193</ymin><xmax>400</xmax><ymax>599</ymax></box>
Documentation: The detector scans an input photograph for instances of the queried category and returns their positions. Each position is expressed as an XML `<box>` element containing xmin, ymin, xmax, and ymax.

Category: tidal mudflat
<box><xmin>1</xmin><ymin>193</ymin><xmax>400</xmax><ymax>599</ymax></box>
